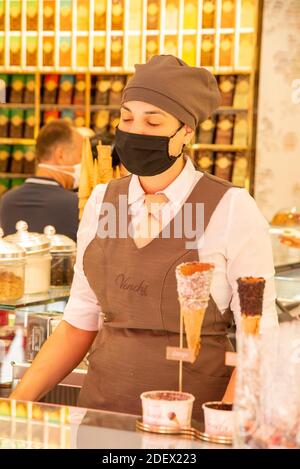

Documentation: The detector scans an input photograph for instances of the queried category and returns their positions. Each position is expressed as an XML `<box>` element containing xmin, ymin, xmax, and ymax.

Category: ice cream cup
<box><xmin>141</xmin><ymin>390</ymin><xmax>195</xmax><ymax>428</ymax></box>
<box><xmin>202</xmin><ymin>401</ymin><xmax>234</xmax><ymax>437</ymax></box>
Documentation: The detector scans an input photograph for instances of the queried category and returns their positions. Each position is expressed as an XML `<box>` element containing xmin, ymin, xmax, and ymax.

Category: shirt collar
<box><xmin>128</xmin><ymin>156</ymin><xmax>200</xmax><ymax>207</ymax></box>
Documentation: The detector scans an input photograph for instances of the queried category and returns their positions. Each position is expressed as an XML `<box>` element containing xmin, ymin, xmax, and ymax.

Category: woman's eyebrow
<box><xmin>144</xmin><ymin>110</ymin><xmax>166</xmax><ymax>116</ymax></box>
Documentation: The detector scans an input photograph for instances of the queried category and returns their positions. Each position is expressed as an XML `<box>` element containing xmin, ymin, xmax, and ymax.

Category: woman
<box><xmin>11</xmin><ymin>56</ymin><xmax>278</xmax><ymax>421</ymax></box>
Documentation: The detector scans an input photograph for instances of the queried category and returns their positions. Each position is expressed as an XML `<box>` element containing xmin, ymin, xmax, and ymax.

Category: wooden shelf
<box><xmin>40</xmin><ymin>104</ymin><xmax>86</xmax><ymax>111</ymax></box>
<box><xmin>0</xmin><ymin>103</ymin><xmax>35</xmax><ymax>109</ymax></box>
<box><xmin>0</xmin><ymin>138</ymin><xmax>36</xmax><ymax>145</ymax></box>
<box><xmin>190</xmin><ymin>144</ymin><xmax>248</xmax><ymax>152</ymax></box>
<box><xmin>0</xmin><ymin>173</ymin><xmax>33</xmax><ymax>179</ymax></box>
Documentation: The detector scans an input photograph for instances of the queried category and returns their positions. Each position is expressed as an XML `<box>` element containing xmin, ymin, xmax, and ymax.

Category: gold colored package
<box><xmin>231</xmin><ymin>152</ymin><xmax>248</xmax><ymax>187</ymax></box>
<box><xmin>233</xmin><ymin>113</ymin><xmax>248</xmax><ymax>146</ymax></box>
<box><xmin>214</xmin><ymin>152</ymin><xmax>234</xmax><ymax>181</ymax></box>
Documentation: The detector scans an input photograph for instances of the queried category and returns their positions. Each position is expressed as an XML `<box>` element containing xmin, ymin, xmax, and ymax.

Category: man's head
<box><xmin>36</xmin><ymin>120</ymin><xmax>83</xmax><ymax>166</ymax></box>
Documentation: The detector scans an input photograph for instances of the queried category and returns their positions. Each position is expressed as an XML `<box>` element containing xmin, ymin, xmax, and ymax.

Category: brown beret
<box><xmin>121</xmin><ymin>55</ymin><xmax>221</xmax><ymax>129</ymax></box>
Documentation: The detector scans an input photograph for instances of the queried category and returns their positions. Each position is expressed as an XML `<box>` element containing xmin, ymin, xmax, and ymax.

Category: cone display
<box><xmin>237</xmin><ymin>277</ymin><xmax>266</xmax><ymax>336</ymax></box>
<box><xmin>176</xmin><ymin>262</ymin><xmax>214</xmax><ymax>363</ymax></box>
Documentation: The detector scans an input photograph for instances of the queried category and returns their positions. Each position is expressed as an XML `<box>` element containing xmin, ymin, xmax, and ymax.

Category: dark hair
<box><xmin>36</xmin><ymin>120</ymin><xmax>74</xmax><ymax>162</ymax></box>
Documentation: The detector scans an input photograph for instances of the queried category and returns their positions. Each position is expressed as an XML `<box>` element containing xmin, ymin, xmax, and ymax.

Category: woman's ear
<box><xmin>184</xmin><ymin>126</ymin><xmax>194</xmax><ymax>144</ymax></box>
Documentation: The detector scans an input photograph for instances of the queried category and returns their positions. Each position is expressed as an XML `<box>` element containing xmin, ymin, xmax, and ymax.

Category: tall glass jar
<box><xmin>44</xmin><ymin>225</ymin><xmax>76</xmax><ymax>287</ymax></box>
<box><xmin>5</xmin><ymin>221</ymin><xmax>51</xmax><ymax>295</ymax></box>
<box><xmin>0</xmin><ymin>228</ymin><xmax>25</xmax><ymax>301</ymax></box>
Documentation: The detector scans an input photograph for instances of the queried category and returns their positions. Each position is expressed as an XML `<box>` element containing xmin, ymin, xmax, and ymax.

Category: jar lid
<box><xmin>0</xmin><ymin>227</ymin><xmax>26</xmax><ymax>260</ymax></box>
<box><xmin>4</xmin><ymin>221</ymin><xmax>51</xmax><ymax>254</ymax></box>
<box><xmin>43</xmin><ymin>225</ymin><xmax>76</xmax><ymax>252</ymax></box>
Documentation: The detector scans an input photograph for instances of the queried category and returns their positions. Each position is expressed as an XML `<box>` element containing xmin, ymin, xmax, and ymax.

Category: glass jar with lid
<box><xmin>0</xmin><ymin>228</ymin><xmax>26</xmax><ymax>301</ymax></box>
<box><xmin>4</xmin><ymin>221</ymin><xmax>51</xmax><ymax>295</ymax></box>
<box><xmin>44</xmin><ymin>225</ymin><xmax>76</xmax><ymax>287</ymax></box>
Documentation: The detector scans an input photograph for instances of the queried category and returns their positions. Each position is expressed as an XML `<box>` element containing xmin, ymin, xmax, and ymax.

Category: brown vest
<box><xmin>78</xmin><ymin>172</ymin><xmax>234</xmax><ymax>422</ymax></box>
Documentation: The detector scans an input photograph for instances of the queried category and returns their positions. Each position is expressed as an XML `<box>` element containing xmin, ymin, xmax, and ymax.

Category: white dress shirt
<box><xmin>63</xmin><ymin>157</ymin><xmax>278</xmax><ymax>333</ymax></box>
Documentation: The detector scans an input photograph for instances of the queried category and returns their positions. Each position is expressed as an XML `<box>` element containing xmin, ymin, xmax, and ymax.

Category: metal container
<box><xmin>5</xmin><ymin>221</ymin><xmax>52</xmax><ymax>295</ymax></box>
<box><xmin>0</xmin><ymin>227</ymin><xmax>26</xmax><ymax>301</ymax></box>
<box><xmin>43</xmin><ymin>225</ymin><xmax>76</xmax><ymax>287</ymax></box>
<box><xmin>25</xmin><ymin>312</ymin><xmax>62</xmax><ymax>362</ymax></box>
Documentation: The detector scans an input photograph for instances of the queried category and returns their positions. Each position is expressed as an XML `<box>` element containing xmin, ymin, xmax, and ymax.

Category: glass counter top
<box><xmin>0</xmin><ymin>398</ymin><xmax>230</xmax><ymax>449</ymax></box>
<box><xmin>0</xmin><ymin>287</ymin><xmax>70</xmax><ymax>310</ymax></box>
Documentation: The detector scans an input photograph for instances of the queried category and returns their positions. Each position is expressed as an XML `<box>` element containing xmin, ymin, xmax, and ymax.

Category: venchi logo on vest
<box><xmin>115</xmin><ymin>273</ymin><xmax>148</xmax><ymax>297</ymax></box>
<box><xmin>96</xmin><ymin>195</ymin><xmax>205</xmax><ymax>250</ymax></box>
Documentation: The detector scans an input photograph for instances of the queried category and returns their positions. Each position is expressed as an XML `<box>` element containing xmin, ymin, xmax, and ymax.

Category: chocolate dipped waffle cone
<box><xmin>176</xmin><ymin>262</ymin><xmax>214</xmax><ymax>362</ymax></box>
<box><xmin>237</xmin><ymin>277</ymin><xmax>266</xmax><ymax>335</ymax></box>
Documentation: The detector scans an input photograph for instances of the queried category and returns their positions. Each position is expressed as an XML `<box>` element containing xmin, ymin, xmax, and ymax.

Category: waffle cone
<box><xmin>241</xmin><ymin>315</ymin><xmax>261</xmax><ymax>335</ymax></box>
<box><xmin>182</xmin><ymin>307</ymin><xmax>206</xmax><ymax>363</ymax></box>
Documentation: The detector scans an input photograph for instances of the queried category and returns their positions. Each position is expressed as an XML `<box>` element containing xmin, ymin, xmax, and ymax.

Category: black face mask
<box><xmin>114</xmin><ymin>124</ymin><xmax>185</xmax><ymax>177</ymax></box>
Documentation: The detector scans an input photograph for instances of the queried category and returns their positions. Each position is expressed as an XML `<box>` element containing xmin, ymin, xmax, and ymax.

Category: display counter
<box><xmin>0</xmin><ymin>398</ymin><xmax>229</xmax><ymax>449</ymax></box>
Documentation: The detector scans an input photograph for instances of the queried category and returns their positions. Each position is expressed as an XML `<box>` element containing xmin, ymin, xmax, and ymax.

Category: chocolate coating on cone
<box><xmin>237</xmin><ymin>277</ymin><xmax>265</xmax><ymax>317</ymax></box>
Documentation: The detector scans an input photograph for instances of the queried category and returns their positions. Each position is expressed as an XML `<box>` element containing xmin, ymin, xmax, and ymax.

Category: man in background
<box><xmin>0</xmin><ymin>120</ymin><xmax>83</xmax><ymax>241</ymax></box>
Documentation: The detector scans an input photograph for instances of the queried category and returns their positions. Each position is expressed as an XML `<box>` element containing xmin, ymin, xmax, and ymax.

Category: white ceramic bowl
<box><xmin>202</xmin><ymin>401</ymin><xmax>234</xmax><ymax>437</ymax></box>
<box><xmin>141</xmin><ymin>390</ymin><xmax>195</xmax><ymax>428</ymax></box>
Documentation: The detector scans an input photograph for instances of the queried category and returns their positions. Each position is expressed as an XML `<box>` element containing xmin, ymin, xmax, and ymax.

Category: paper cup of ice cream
<box><xmin>141</xmin><ymin>390</ymin><xmax>195</xmax><ymax>428</ymax></box>
<box><xmin>202</xmin><ymin>401</ymin><xmax>234</xmax><ymax>437</ymax></box>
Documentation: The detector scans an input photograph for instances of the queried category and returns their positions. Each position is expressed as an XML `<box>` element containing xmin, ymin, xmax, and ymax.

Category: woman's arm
<box><xmin>10</xmin><ymin>320</ymin><xmax>97</xmax><ymax>402</ymax></box>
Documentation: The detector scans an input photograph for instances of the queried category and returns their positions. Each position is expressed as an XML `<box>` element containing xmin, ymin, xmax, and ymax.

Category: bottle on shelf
<box><xmin>197</xmin><ymin>116</ymin><xmax>216</xmax><ymax>144</ymax></box>
<box><xmin>93</xmin><ymin>36</ymin><xmax>106</xmax><ymax>67</ymax></box>
<box><xmin>9</xmin><ymin>0</ymin><xmax>22</xmax><ymax>31</ymax></box>
<box><xmin>0</xmin><ymin>0</ymin><xmax>4</xmax><ymax>30</ymax></box>
<box><xmin>26</xmin><ymin>0</ymin><xmax>38</xmax><ymax>31</ymax></box>
<box><xmin>24</xmin><ymin>75</ymin><xmax>35</xmax><ymax>104</ymax></box>
<box><xmin>43</xmin><ymin>0</ymin><xmax>55</xmax><ymax>31</ymax></box>
<box><xmin>9</xmin><ymin>75</ymin><xmax>25</xmax><ymax>104</ymax></box>
<box><xmin>94</xmin><ymin>76</ymin><xmax>111</xmax><ymax>105</ymax></box>
<box><xmin>60</xmin><ymin>0</ymin><xmax>72</xmax><ymax>31</ymax></box>
<box><xmin>43</xmin><ymin>110</ymin><xmax>59</xmax><ymax>125</ymax></box>
<box><xmin>94</xmin><ymin>0</ymin><xmax>107</xmax><ymax>30</ymax></box>
<box><xmin>26</xmin><ymin>37</ymin><xmax>38</xmax><ymax>67</ymax></box>
<box><xmin>214</xmin><ymin>114</ymin><xmax>235</xmax><ymax>145</ymax></box>
<box><xmin>109</xmin><ymin>111</ymin><xmax>120</xmax><ymax>137</ymax></box>
<box><xmin>183</xmin><ymin>0</ymin><xmax>198</xmax><ymax>29</ymax></box>
<box><xmin>76</xmin><ymin>38</ymin><xmax>89</xmax><ymax>68</ymax></box>
<box><xmin>24</xmin><ymin>110</ymin><xmax>35</xmax><ymax>139</ymax></box>
<box><xmin>57</xmin><ymin>75</ymin><xmax>74</xmax><ymax>105</ymax></box>
<box><xmin>241</xmin><ymin>0</ymin><xmax>255</xmax><ymax>28</ymax></box>
<box><xmin>43</xmin><ymin>38</ymin><xmax>55</xmax><ymax>67</ymax></box>
<box><xmin>201</xmin><ymin>35</ymin><xmax>214</xmax><ymax>67</ymax></box>
<box><xmin>0</xmin><ymin>36</ymin><xmax>4</xmax><ymax>66</ymax></box>
<box><xmin>165</xmin><ymin>0</ymin><xmax>179</xmax><ymax>30</ymax></box>
<box><xmin>129</xmin><ymin>0</ymin><xmax>142</xmax><ymax>30</ymax></box>
<box><xmin>195</xmin><ymin>150</ymin><xmax>214</xmax><ymax>174</ymax></box>
<box><xmin>111</xmin><ymin>0</ymin><xmax>124</xmax><ymax>30</ymax></box>
<box><xmin>147</xmin><ymin>0</ymin><xmax>160</xmax><ymax>30</ymax></box>
<box><xmin>92</xmin><ymin>109</ymin><xmax>110</xmax><ymax>134</ymax></box>
<box><xmin>74</xmin><ymin>111</ymin><xmax>85</xmax><ymax>128</ymax></box>
<box><xmin>10</xmin><ymin>145</ymin><xmax>25</xmax><ymax>173</ymax></box>
<box><xmin>218</xmin><ymin>75</ymin><xmax>236</xmax><ymax>107</ymax></box>
<box><xmin>146</xmin><ymin>37</ymin><xmax>159</xmax><ymax>61</ymax></box>
<box><xmin>23</xmin><ymin>146</ymin><xmax>36</xmax><ymax>174</ymax></box>
<box><xmin>0</xmin><ymin>110</ymin><xmax>10</xmax><ymax>138</ymax></box>
<box><xmin>111</xmin><ymin>37</ymin><xmax>123</xmax><ymax>67</ymax></box>
<box><xmin>9</xmin><ymin>110</ymin><xmax>24</xmax><ymax>139</ymax></box>
<box><xmin>59</xmin><ymin>37</ymin><xmax>72</xmax><ymax>68</ymax></box>
<box><xmin>61</xmin><ymin>109</ymin><xmax>75</xmax><ymax>125</ymax></box>
<box><xmin>77</xmin><ymin>0</ymin><xmax>89</xmax><ymax>31</ymax></box>
<box><xmin>202</xmin><ymin>0</ymin><xmax>216</xmax><ymax>29</ymax></box>
<box><xmin>214</xmin><ymin>152</ymin><xmax>234</xmax><ymax>181</ymax></box>
<box><xmin>42</xmin><ymin>75</ymin><xmax>59</xmax><ymax>105</ymax></box>
<box><xmin>0</xmin><ymin>145</ymin><xmax>11</xmax><ymax>172</ymax></box>
<box><xmin>233</xmin><ymin>76</ymin><xmax>250</xmax><ymax>109</ymax></box>
<box><xmin>10</xmin><ymin>36</ymin><xmax>21</xmax><ymax>67</ymax></box>
<box><xmin>221</xmin><ymin>0</ymin><xmax>235</xmax><ymax>28</ymax></box>
<box><xmin>182</xmin><ymin>36</ymin><xmax>196</xmax><ymax>66</ymax></box>
<box><xmin>109</xmin><ymin>76</ymin><xmax>126</xmax><ymax>105</ymax></box>
<box><xmin>219</xmin><ymin>34</ymin><xmax>234</xmax><ymax>67</ymax></box>
<box><xmin>164</xmin><ymin>36</ymin><xmax>178</xmax><ymax>57</ymax></box>
<box><xmin>73</xmin><ymin>75</ymin><xmax>86</xmax><ymax>105</ymax></box>
<box><xmin>233</xmin><ymin>112</ymin><xmax>248</xmax><ymax>146</ymax></box>
<box><xmin>239</xmin><ymin>34</ymin><xmax>254</xmax><ymax>68</ymax></box>
<box><xmin>231</xmin><ymin>151</ymin><xmax>248</xmax><ymax>187</ymax></box>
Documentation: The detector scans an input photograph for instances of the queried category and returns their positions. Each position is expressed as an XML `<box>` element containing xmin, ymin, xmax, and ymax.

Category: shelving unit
<box><xmin>0</xmin><ymin>0</ymin><xmax>262</xmax><ymax>193</ymax></box>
